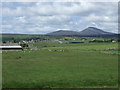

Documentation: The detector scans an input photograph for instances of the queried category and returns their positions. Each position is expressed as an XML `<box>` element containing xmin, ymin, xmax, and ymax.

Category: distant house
<box><xmin>112</xmin><ymin>40</ymin><xmax>117</xmax><ymax>43</ymax></box>
<box><xmin>0</xmin><ymin>45</ymin><xmax>23</xmax><ymax>50</ymax></box>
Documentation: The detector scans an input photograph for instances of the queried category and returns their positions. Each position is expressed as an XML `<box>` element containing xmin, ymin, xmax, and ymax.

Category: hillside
<box><xmin>79</xmin><ymin>27</ymin><xmax>113</xmax><ymax>35</ymax></box>
<box><xmin>46</xmin><ymin>27</ymin><xmax>116</xmax><ymax>37</ymax></box>
<box><xmin>47</xmin><ymin>30</ymin><xmax>80</xmax><ymax>35</ymax></box>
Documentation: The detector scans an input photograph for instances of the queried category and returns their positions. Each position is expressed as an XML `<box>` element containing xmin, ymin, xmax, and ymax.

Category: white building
<box><xmin>0</xmin><ymin>45</ymin><xmax>22</xmax><ymax>50</ymax></box>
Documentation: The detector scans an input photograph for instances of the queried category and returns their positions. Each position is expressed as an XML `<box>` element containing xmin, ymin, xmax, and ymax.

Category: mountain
<box><xmin>46</xmin><ymin>27</ymin><xmax>115</xmax><ymax>36</ymax></box>
<box><xmin>79</xmin><ymin>27</ymin><xmax>113</xmax><ymax>35</ymax></box>
<box><xmin>47</xmin><ymin>30</ymin><xmax>80</xmax><ymax>36</ymax></box>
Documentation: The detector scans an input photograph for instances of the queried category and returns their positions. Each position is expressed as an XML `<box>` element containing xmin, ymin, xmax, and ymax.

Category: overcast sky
<box><xmin>1</xmin><ymin>2</ymin><xmax>118</xmax><ymax>34</ymax></box>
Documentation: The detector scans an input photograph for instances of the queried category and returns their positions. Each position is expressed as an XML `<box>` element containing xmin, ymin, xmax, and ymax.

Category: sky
<box><xmin>1</xmin><ymin>2</ymin><xmax>118</xmax><ymax>34</ymax></box>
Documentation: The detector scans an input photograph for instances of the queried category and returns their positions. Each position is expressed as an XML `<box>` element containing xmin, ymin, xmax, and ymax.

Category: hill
<box><xmin>47</xmin><ymin>30</ymin><xmax>80</xmax><ymax>36</ymax></box>
<box><xmin>79</xmin><ymin>27</ymin><xmax>113</xmax><ymax>35</ymax></box>
<box><xmin>46</xmin><ymin>27</ymin><xmax>117</xmax><ymax>37</ymax></box>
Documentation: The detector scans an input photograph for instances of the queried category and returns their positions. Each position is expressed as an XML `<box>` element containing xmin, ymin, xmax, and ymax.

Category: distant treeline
<box><xmin>46</xmin><ymin>34</ymin><xmax>120</xmax><ymax>38</ymax></box>
<box><xmin>2</xmin><ymin>34</ymin><xmax>63</xmax><ymax>42</ymax></box>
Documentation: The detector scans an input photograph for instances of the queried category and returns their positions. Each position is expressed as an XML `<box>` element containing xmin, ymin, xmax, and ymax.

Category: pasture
<box><xmin>2</xmin><ymin>42</ymin><xmax>118</xmax><ymax>88</ymax></box>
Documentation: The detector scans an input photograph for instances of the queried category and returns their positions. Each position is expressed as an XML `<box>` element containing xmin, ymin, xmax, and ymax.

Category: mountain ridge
<box><xmin>47</xmin><ymin>30</ymin><xmax>80</xmax><ymax>36</ymax></box>
<box><xmin>47</xmin><ymin>27</ymin><xmax>115</xmax><ymax>36</ymax></box>
<box><xmin>79</xmin><ymin>27</ymin><xmax>114</xmax><ymax>35</ymax></box>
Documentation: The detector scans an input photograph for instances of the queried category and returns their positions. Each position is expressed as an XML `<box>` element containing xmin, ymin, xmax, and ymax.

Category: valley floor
<box><xmin>2</xmin><ymin>42</ymin><xmax>119</xmax><ymax>88</ymax></box>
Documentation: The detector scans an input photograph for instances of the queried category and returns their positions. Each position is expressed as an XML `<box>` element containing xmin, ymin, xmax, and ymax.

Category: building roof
<box><xmin>0</xmin><ymin>45</ymin><xmax>22</xmax><ymax>48</ymax></box>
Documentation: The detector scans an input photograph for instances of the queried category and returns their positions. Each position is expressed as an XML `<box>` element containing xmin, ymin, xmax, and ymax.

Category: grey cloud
<box><xmin>1</xmin><ymin>2</ymin><xmax>118</xmax><ymax>34</ymax></box>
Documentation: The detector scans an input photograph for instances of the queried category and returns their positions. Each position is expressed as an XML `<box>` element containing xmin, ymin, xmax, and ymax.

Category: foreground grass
<box><xmin>2</xmin><ymin>43</ymin><xmax>118</xmax><ymax>88</ymax></box>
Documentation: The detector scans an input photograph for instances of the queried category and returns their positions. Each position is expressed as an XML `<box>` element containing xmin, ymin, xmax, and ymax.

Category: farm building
<box><xmin>0</xmin><ymin>45</ymin><xmax>23</xmax><ymax>50</ymax></box>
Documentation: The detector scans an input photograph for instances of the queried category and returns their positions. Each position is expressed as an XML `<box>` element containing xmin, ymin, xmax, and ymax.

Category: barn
<box><xmin>0</xmin><ymin>45</ymin><xmax>23</xmax><ymax>50</ymax></box>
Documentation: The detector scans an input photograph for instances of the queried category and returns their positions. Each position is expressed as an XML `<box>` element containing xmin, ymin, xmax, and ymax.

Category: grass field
<box><xmin>2</xmin><ymin>42</ymin><xmax>118</xmax><ymax>88</ymax></box>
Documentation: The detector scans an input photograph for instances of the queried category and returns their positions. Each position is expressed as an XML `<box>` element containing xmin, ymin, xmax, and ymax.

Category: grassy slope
<box><xmin>2</xmin><ymin>42</ymin><xmax>118</xmax><ymax>88</ymax></box>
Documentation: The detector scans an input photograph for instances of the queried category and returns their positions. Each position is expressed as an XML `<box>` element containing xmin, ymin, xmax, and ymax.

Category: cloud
<box><xmin>83</xmin><ymin>14</ymin><xmax>117</xmax><ymax>22</ymax></box>
<box><xmin>26</xmin><ymin>26</ymin><xmax>56</xmax><ymax>34</ymax></box>
<box><xmin>2</xmin><ymin>25</ymin><xmax>12</xmax><ymax>29</ymax></box>
<box><xmin>2</xmin><ymin>7</ymin><xmax>24</xmax><ymax>17</ymax></box>
<box><xmin>1</xmin><ymin>2</ymin><xmax>118</xmax><ymax>34</ymax></box>
<box><xmin>28</xmin><ymin>15</ymin><xmax>70</xmax><ymax>24</ymax></box>
<box><xmin>15</xmin><ymin>16</ymin><xmax>27</xmax><ymax>23</ymax></box>
<box><xmin>2</xmin><ymin>2</ymin><xmax>117</xmax><ymax>17</ymax></box>
<box><xmin>2</xmin><ymin>2</ymin><xmax>108</xmax><ymax>16</ymax></box>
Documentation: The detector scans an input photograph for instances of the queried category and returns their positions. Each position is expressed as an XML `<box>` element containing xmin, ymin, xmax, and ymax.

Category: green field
<box><xmin>2</xmin><ymin>41</ymin><xmax>119</xmax><ymax>88</ymax></box>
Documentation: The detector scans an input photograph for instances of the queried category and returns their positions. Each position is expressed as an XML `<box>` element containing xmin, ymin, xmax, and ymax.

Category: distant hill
<box><xmin>47</xmin><ymin>30</ymin><xmax>80</xmax><ymax>36</ymax></box>
<box><xmin>46</xmin><ymin>27</ymin><xmax>117</xmax><ymax>37</ymax></box>
<box><xmin>79</xmin><ymin>27</ymin><xmax>114</xmax><ymax>35</ymax></box>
